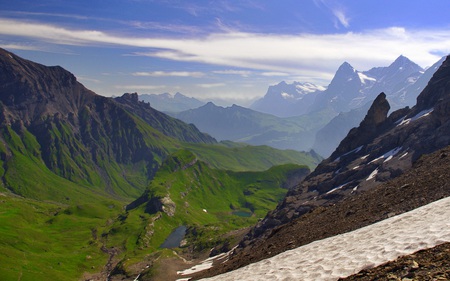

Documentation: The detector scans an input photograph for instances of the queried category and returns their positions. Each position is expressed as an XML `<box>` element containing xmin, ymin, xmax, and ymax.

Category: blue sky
<box><xmin>0</xmin><ymin>0</ymin><xmax>449</xmax><ymax>106</ymax></box>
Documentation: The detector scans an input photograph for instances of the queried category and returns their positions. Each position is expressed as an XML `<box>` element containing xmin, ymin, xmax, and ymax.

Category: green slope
<box><xmin>102</xmin><ymin>150</ymin><xmax>310</xmax><ymax>277</ymax></box>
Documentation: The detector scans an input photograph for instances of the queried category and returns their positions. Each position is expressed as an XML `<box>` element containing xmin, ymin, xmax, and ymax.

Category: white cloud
<box><xmin>196</xmin><ymin>83</ymin><xmax>226</xmax><ymax>88</ymax></box>
<box><xmin>261</xmin><ymin>72</ymin><xmax>289</xmax><ymax>77</ymax></box>
<box><xmin>213</xmin><ymin>70</ymin><xmax>252</xmax><ymax>77</ymax></box>
<box><xmin>333</xmin><ymin>9</ymin><xmax>350</xmax><ymax>28</ymax></box>
<box><xmin>0</xmin><ymin>18</ymin><xmax>449</xmax><ymax>84</ymax></box>
<box><xmin>132</xmin><ymin>71</ymin><xmax>205</xmax><ymax>78</ymax></box>
<box><xmin>0</xmin><ymin>43</ymin><xmax>39</xmax><ymax>51</ymax></box>
<box><xmin>115</xmin><ymin>84</ymin><xmax>167</xmax><ymax>91</ymax></box>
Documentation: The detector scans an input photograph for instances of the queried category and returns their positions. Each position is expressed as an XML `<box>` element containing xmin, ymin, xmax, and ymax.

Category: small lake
<box><xmin>232</xmin><ymin>211</ymin><xmax>253</xmax><ymax>217</ymax></box>
<box><xmin>160</xmin><ymin>225</ymin><xmax>187</xmax><ymax>249</ymax></box>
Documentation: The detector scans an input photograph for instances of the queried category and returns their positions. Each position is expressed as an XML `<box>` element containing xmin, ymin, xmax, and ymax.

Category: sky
<box><xmin>0</xmin><ymin>0</ymin><xmax>449</xmax><ymax>106</ymax></box>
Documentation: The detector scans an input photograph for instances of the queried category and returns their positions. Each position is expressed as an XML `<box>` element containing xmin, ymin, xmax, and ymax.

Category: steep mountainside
<box><xmin>139</xmin><ymin>92</ymin><xmax>205</xmax><ymax>113</ymax></box>
<box><xmin>193</xmin><ymin>55</ymin><xmax>450</xmax><ymax>278</ymax></box>
<box><xmin>0</xmin><ymin>48</ymin><xmax>219</xmax><ymax>200</ymax></box>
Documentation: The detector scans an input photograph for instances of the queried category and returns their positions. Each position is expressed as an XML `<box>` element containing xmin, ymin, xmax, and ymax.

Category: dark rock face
<box><xmin>238</xmin><ymin>56</ymin><xmax>450</xmax><ymax>251</ymax></box>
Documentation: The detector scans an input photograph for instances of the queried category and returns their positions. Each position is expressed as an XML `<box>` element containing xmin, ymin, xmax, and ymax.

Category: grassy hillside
<box><xmin>0</xmin><ymin>194</ymin><xmax>123</xmax><ymax>281</ymax></box>
<box><xmin>101</xmin><ymin>150</ymin><xmax>310</xmax><ymax>277</ymax></box>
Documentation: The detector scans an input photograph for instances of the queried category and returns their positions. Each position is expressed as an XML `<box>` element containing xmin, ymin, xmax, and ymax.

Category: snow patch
<box><xmin>203</xmin><ymin>196</ymin><xmax>450</xmax><ymax>281</ymax></box>
<box><xmin>281</xmin><ymin>92</ymin><xmax>294</xmax><ymax>99</ymax></box>
<box><xmin>397</xmin><ymin>108</ymin><xmax>434</xmax><ymax>127</ymax></box>
<box><xmin>366</xmin><ymin>168</ymin><xmax>379</xmax><ymax>181</ymax></box>
<box><xmin>334</xmin><ymin>146</ymin><xmax>363</xmax><ymax>162</ymax></box>
<box><xmin>325</xmin><ymin>182</ymin><xmax>349</xmax><ymax>195</ymax></box>
<box><xmin>296</xmin><ymin>83</ymin><xmax>326</xmax><ymax>93</ymax></box>
<box><xmin>369</xmin><ymin>147</ymin><xmax>402</xmax><ymax>164</ymax></box>
<box><xmin>357</xmin><ymin>72</ymin><xmax>376</xmax><ymax>84</ymax></box>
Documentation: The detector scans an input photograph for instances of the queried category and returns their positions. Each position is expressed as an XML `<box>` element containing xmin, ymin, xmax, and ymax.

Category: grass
<box><xmin>0</xmin><ymin>195</ymin><xmax>122</xmax><ymax>281</ymax></box>
<box><xmin>114</xmin><ymin>150</ymin><xmax>310</xmax><ymax>265</ymax></box>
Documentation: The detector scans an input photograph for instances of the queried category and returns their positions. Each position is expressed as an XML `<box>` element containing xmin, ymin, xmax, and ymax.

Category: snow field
<box><xmin>200</xmin><ymin>196</ymin><xmax>450</xmax><ymax>281</ymax></box>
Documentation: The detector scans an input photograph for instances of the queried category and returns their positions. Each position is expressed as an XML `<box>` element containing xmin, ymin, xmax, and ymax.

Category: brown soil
<box><xmin>340</xmin><ymin>242</ymin><xmax>450</xmax><ymax>280</ymax></box>
<box><xmin>193</xmin><ymin>146</ymin><xmax>450</xmax><ymax>280</ymax></box>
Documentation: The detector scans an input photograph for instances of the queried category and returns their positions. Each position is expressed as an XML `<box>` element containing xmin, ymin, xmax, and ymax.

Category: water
<box><xmin>232</xmin><ymin>211</ymin><xmax>252</xmax><ymax>217</ymax></box>
<box><xmin>160</xmin><ymin>225</ymin><xmax>187</xmax><ymax>248</ymax></box>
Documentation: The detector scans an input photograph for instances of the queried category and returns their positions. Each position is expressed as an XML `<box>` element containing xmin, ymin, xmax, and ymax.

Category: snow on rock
<box><xmin>366</xmin><ymin>168</ymin><xmax>379</xmax><ymax>181</ymax></box>
<box><xmin>397</xmin><ymin>108</ymin><xmax>434</xmax><ymax>127</ymax></box>
<box><xmin>334</xmin><ymin>146</ymin><xmax>363</xmax><ymax>162</ymax></box>
<box><xmin>369</xmin><ymin>147</ymin><xmax>402</xmax><ymax>164</ymax></box>
<box><xmin>201</xmin><ymin>196</ymin><xmax>450</xmax><ymax>281</ymax></box>
<box><xmin>326</xmin><ymin>182</ymin><xmax>350</xmax><ymax>195</ymax></box>
<box><xmin>357</xmin><ymin>72</ymin><xmax>377</xmax><ymax>84</ymax></box>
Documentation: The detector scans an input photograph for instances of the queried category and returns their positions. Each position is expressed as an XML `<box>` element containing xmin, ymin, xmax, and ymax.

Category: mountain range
<box><xmin>2</xmin><ymin>46</ymin><xmax>449</xmax><ymax>281</ymax></box>
<box><xmin>192</xmin><ymin>55</ymin><xmax>450</xmax><ymax>280</ymax></box>
<box><xmin>171</xmin><ymin>56</ymin><xmax>442</xmax><ymax>157</ymax></box>
<box><xmin>171</xmin><ymin>102</ymin><xmax>332</xmax><ymax>151</ymax></box>
<box><xmin>139</xmin><ymin>92</ymin><xmax>205</xmax><ymax>113</ymax></box>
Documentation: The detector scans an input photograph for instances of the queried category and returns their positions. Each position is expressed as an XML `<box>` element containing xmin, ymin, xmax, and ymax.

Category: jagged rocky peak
<box><xmin>390</xmin><ymin>55</ymin><xmax>421</xmax><ymax>70</ymax></box>
<box><xmin>327</xmin><ymin>61</ymin><xmax>359</xmax><ymax>88</ymax></box>
<box><xmin>121</xmin><ymin>92</ymin><xmax>139</xmax><ymax>102</ymax></box>
<box><xmin>361</xmin><ymin>92</ymin><xmax>390</xmax><ymax>126</ymax></box>
<box><xmin>330</xmin><ymin>92</ymin><xmax>390</xmax><ymax>158</ymax></box>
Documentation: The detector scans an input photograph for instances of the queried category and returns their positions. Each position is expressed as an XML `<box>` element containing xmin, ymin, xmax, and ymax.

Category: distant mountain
<box><xmin>250</xmin><ymin>81</ymin><xmax>325</xmax><ymax>117</ymax></box>
<box><xmin>172</xmin><ymin>102</ymin><xmax>334</xmax><ymax>151</ymax></box>
<box><xmin>139</xmin><ymin>92</ymin><xmax>205</xmax><ymax>113</ymax></box>
<box><xmin>178</xmin><ymin>56</ymin><xmax>436</xmax><ymax>156</ymax></box>
<box><xmin>311</xmin><ymin>56</ymin><xmax>445</xmax><ymax>157</ymax></box>
<box><xmin>311</xmin><ymin>55</ymin><xmax>424</xmax><ymax>114</ymax></box>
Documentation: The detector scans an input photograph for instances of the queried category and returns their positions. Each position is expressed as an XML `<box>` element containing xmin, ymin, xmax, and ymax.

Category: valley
<box><xmin>0</xmin><ymin>48</ymin><xmax>318</xmax><ymax>280</ymax></box>
<box><xmin>0</xmin><ymin>45</ymin><xmax>449</xmax><ymax>281</ymax></box>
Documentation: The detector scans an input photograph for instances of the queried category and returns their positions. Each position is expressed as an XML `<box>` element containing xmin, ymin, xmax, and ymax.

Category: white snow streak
<box><xmin>366</xmin><ymin>168</ymin><xmax>379</xmax><ymax>181</ymax></box>
<box><xmin>397</xmin><ymin>108</ymin><xmax>434</xmax><ymax>126</ymax></box>
<box><xmin>201</xmin><ymin>196</ymin><xmax>450</xmax><ymax>281</ymax></box>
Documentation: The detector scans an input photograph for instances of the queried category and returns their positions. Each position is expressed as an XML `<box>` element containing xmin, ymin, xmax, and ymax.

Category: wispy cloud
<box><xmin>314</xmin><ymin>0</ymin><xmax>350</xmax><ymax>29</ymax></box>
<box><xmin>332</xmin><ymin>8</ymin><xmax>350</xmax><ymax>28</ymax></box>
<box><xmin>0</xmin><ymin>43</ymin><xmax>39</xmax><ymax>51</ymax></box>
<box><xmin>0</xmin><ymin>18</ymin><xmax>448</xmax><ymax>83</ymax></box>
<box><xmin>115</xmin><ymin>84</ymin><xmax>167</xmax><ymax>91</ymax></box>
<box><xmin>213</xmin><ymin>70</ymin><xmax>252</xmax><ymax>77</ymax></box>
<box><xmin>133</xmin><ymin>71</ymin><xmax>205</xmax><ymax>78</ymax></box>
<box><xmin>196</xmin><ymin>83</ymin><xmax>226</xmax><ymax>88</ymax></box>
<box><xmin>261</xmin><ymin>72</ymin><xmax>289</xmax><ymax>77</ymax></box>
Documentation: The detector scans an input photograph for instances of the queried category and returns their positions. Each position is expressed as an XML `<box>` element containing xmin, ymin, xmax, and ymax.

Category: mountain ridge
<box><xmin>192</xmin><ymin>55</ymin><xmax>450</xmax><ymax>280</ymax></box>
